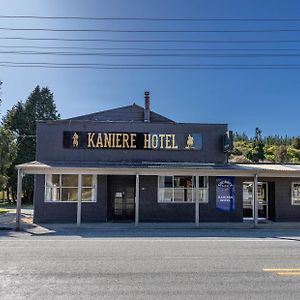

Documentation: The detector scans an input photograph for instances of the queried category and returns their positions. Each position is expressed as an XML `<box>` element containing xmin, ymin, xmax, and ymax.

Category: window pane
<box><xmin>62</xmin><ymin>188</ymin><xmax>78</xmax><ymax>201</ymax></box>
<box><xmin>186</xmin><ymin>189</ymin><xmax>193</xmax><ymax>202</ymax></box>
<box><xmin>164</xmin><ymin>188</ymin><xmax>173</xmax><ymax>202</ymax></box>
<box><xmin>199</xmin><ymin>188</ymin><xmax>209</xmax><ymax>203</ymax></box>
<box><xmin>174</xmin><ymin>188</ymin><xmax>184</xmax><ymax>202</ymax></box>
<box><xmin>82</xmin><ymin>175</ymin><xmax>93</xmax><ymax>187</ymax></box>
<box><xmin>52</xmin><ymin>174</ymin><xmax>60</xmax><ymax>186</ymax></box>
<box><xmin>46</xmin><ymin>187</ymin><xmax>61</xmax><ymax>201</ymax></box>
<box><xmin>292</xmin><ymin>183</ymin><xmax>300</xmax><ymax>204</ymax></box>
<box><xmin>292</xmin><ymin>183</ymin><xmax>300</xmax><ymax>198</ymax></box>
<box><xmin>199</xmin><ymin>176</ymin><xmax>208</xmax><ymax>188</ymax></box>
<box><xmin>82</xmin><ymin>188</ymin><xmax>96</xmax><ymax>201</ymax></box>
<box><xmin>164</xmin><ymin>176</ymin><xmax>173</xmax><ymax>188</ymax></box>
<box><xmin>174</xmin><ymin>176</ymin><xmax>193</xmax><ymax>188</ymax></box>
<box><xmin>46</xmin><ymin>174</ymin><xmax>60</xmax><ymax>188</ymax></box>
<box><xmin>62</xmin><ymin>175</ymin><xmax>78</xmax><ymax>187</ymax></box>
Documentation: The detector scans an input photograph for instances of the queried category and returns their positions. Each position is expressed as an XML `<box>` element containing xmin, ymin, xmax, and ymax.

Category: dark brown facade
<box><xmin>31</xmin><ymin>100</ymin><xmax>300</xmax><ymax>223</ymax></box>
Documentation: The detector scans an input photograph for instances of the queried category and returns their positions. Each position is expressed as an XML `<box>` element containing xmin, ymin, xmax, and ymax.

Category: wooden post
<box><xmin>135</xmin><ymin>173</ymin><xmax>140</xmax><ymax>226</ymax></box>
<box><xmin>253</xmin><ymin>174</ymin><xmax>258</xmax><ymax>228</ymax></box>
<box><xmin>16</xmin><ymin>169</ymin><xmax>23</xmax><ymax>231</ymax></box>
<box><xmin>77</xmin><ymin>174</ymin><xmax>82</xmax><ymax>227</ymax></box>
<box><xmin>195</xmin><ymin>175</ymin><xmax>199</xmax><ymax>226</ymax></box>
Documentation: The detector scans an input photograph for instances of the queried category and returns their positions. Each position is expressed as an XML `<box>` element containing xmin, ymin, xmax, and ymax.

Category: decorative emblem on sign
<box><xmin>185</xmin><ymin>134</ymin><xmax>194</xmax><ymax>149</ymax></box>
<box><xmin>72</xmin><ymin>132</ymin><xmax>79</xmax><ymax>147</ymax></box>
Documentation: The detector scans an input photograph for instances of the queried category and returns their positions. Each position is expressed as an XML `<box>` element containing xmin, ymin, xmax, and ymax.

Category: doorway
<box><xmin>243</xmin><ymin>182</ymin><xmax>268</xmax><ymax>220</ymax></box>
<box><xmin>107</xmin><ymin>176</ymin><xmax>135</xmax><ymax>221</ymax></box>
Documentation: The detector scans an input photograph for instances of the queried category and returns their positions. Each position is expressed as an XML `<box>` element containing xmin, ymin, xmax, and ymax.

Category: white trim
<box><xmin>20</xmin><ymin>168</ymin><xmax>300</xmax><ymax>178</ymax></box>
<box><xmin>195</xmin><ymin>175</ymin><xmax>199</xmax><ymax>226</ymax></box>
<box><xmin>135</xmin><ymin>173</ymin><xmax>139</xmax><ymax>226</ymax></box>
<box><xmin>44</xmin><ymin>174</ymin><xmax>97</xmax><ymax>203</ymax></box>
<box><xmin>157</xmin><ymin>175</ymin><xmax>209</xmax><ymax>204</ymax></box>
<box><xmin>243</xmin><ymin>181</ymin><xmax>269</xmax><ymax>221</ymax></box>
<box><xmin>77</xmin><ymin>174</ymin><xmax>82</xmax><ymax>227</ymax></box>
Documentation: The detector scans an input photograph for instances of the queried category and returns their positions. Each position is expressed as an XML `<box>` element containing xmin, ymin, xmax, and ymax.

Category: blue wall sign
<box><xmin>216</xmin><ymin>177</ymin><xmax>235</xmax><ymax>212</ymax></box>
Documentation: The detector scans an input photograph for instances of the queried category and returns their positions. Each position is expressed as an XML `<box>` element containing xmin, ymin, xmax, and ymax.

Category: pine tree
<box><xmin>3</xmin><ymin>86</ymin><xmax>60</xmax><ymax>202</ymax></box>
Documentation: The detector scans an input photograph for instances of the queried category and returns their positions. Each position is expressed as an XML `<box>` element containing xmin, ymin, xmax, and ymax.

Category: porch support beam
<box><xmin>135</xmin><ymin>173</ymin><xmax>140</xmax><ymax>226</ymax></box>
<box><xmin>253</xmin><ymin>174</ymin><xmax>259</xmax><ymax>228</ymax></box>
<box><xmin>77</xmin><ymin>174</ymin><xmax>82</xmax><ymax>227</ymax></box>
<box><xmin>195</xmin><ymin>175</ymin><xmax>200</xmax><ymax>226</ymax></box>
<box><xmin>16</xmin><ymin>169</ymin><xmax>23</xmax><ymax>231</ymax></box>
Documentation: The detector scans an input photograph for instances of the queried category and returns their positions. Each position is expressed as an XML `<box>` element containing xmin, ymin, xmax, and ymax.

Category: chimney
<box><xmin>144</xmin><ymin>91</ymin><xmax>150</xmax><ymax>122</ymax></box>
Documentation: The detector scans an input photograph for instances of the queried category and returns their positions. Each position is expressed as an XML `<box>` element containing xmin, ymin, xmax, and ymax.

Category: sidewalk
<box><xmin>1</xmin><ymin>208</ymin><xmax>300</xmax><ymax>234</ymax></box>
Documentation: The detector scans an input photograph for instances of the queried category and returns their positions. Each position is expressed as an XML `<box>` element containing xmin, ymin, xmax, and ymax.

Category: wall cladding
<box><xmin>139</xmin><ymin>176</ymin><xmax>243</xmax><ymax>222</ymax></box>
<box><xmin>36</xmin><ymin>121</ymin><xmax>227</xmax><ymax>163</ymax></box>
<box><xmin>33</xmin><ymin>175</ymin><xmax>108</xmax><ymax>223</ymax></box>
<box><xmin>237</xmin><ymin>177</ymin><xmax>300</xmax><ymax>222</ymax></box>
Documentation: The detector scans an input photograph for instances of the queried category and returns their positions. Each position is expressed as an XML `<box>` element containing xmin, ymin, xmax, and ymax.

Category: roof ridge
<box><xmin>63</xmin><ymin>103</ymin><xmax>174</xmax><ymax>123</ymax></box>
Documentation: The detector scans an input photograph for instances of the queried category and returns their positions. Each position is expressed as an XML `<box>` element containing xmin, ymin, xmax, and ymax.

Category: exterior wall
<box><xmin>238</xmin><ymin>177</ymin><xmax>300</xmax><ymax>222</ymax></box>
<box><xmin>33</xmin><ymin>175</ymin><xmax>108</xmax><ymax>223</ymax></box>
<box><xmin>32</xmin><ymin>174</ymin><xmax>300</xmax><ymax>223</ymax></box>
<box><xmin>139</xmin><ymin>176</ymin><xmax>243</xmax><ymax>222</ymax></box>
<box><xmin>36</xmin><ymin>121</ymin><xmax>227</xmax><ymax>163</ymax></box>
<box><xmin>200</xmin><ymin>177</ymin><xmax>243</xmax><ymax>222</ymax></box>
<box><xmin>264</xmin><ymin>177</ymin><xmax>300</xmax><ymax>222</ymax></box>
<box><xmin>139</xmin><ymin>175</ymin><xmax>194</xmax><ymax>222</ymax></box>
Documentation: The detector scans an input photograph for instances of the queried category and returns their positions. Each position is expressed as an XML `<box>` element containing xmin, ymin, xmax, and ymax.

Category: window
<box><xmin>158</xmin><ymin>176</ymin><xmax>209</xmax><ymax>203</ymax></box>
<box><xmin>45</xmin><ymin>174</ymin><xmax>97</xmax><ymax>202</ymax></box>
<box><xmin>291</xmin><ymin>182</ymin><xmax>300</xmax><ymax>205</ymax></box>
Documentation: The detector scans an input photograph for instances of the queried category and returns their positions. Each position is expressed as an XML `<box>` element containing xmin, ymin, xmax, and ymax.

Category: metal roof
<box><xmin>16</xmin><ymin>160</ymin><xmax>300</xmax><ymax>177</ymax></box>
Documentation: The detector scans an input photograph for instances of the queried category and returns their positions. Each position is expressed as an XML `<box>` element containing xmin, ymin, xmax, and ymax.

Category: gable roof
<box><xmin>67</xmin><ymin>103</ymin><xmax>175</xmax><ymax>123</ymax></box>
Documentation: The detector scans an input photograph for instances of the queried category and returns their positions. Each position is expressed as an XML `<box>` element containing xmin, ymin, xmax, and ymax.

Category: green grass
<box><xmin>0</xmin><ymin>202</ymin><xmax>33</xmax><ymax>209</ymax></box>
<box><xmin>0</xmin><ymin>208</ymin><xmax>8</xmax><ymax>214</ymax></box>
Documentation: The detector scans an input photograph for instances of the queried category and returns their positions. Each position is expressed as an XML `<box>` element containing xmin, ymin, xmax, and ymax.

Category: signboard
<box><xmin>63</xmin><ymin>131</ymin><xmax>202</xmax><ymax>151</ymax></box>
<box><xmin>216</xmin><ymin>177</ymin><xmax>235</xmax><ymax>212</ymax></box>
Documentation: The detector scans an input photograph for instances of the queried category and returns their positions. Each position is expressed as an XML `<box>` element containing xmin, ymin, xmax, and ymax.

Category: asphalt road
<box><xmin>0</xmin><ymin>230</ymin><xmax>300</xmax><ymax>300</ymax></box>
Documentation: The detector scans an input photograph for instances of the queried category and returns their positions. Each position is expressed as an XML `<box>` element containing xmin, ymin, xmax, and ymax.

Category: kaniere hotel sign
<box><xmin>63</xmin><ymin>131</ymin><xmax>202</xmax><ymax>151</ymax></box>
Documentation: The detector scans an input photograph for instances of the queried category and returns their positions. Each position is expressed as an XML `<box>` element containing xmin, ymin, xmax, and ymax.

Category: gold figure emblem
<box><xmin>72</xmin><ymin>132</ymin><xmax>79</xmax><ymax>147</ymax></box>
<box><xmin>185</xmin><ymin>134</ymin><xmax>194</xmax><ymax>149</ymax></box>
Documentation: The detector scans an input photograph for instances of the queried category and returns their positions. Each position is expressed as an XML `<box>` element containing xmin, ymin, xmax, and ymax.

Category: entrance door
<box><xmin>108</xmin><ymin>176</ymin><xmax>135</xmax><ymax>221</ymax></box>
<box><xmin>243</xmin><ymin>182</ymin><xmax>268</xmax><ymax>220</ymax></box>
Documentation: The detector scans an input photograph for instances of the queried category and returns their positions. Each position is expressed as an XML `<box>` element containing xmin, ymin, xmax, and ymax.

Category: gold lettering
<box><xmin>87</xmin><ymin>133</ymin><xmax>96</xmax><ymax>148</ymax></box>
<box><xmin>130</xmin><ymin>133</ymin><xmax>137</xmax><ymax>148</ymax></box>
<box><xmin>104</xmin><ymin>133</ymin><xmax>111</xmax><ymax>148</ymax></box>
<box><xmin>144</xmin><ymin>134</ymin><xmax>151</xmax><ymax>149</ymax></box>
<box><xmin>165</xmin><ymin>134</ymin><xmax>172</xmax><ymax>149</ymax></box>
<box><xmin>123</xmin><ymin>133</ymin><xmax>130</xmax><ymax>148</ymax></box>
<box><xmin>116</xmin><ymin>133</ymin><xmax>122</xmax><ymax>148</ymax></box>
<box><xmin>112</xmin><ymin>133</ymin><xmax>116</xmax><ymax>148</ymax></box>
<box><xmin>96</xmin><ymin>133</ymin><xmax>103</xmax><ymax>148</ymax></box>
<box><xmin>152</xmin><ymin>134</ymin><xmax>158</xmax><ymax>149</ymax></box>
<box><xmin>159</xmin><ymin>134</ymin><xmax>165</xmax><ymax>149</ymax></box>
<box><xmin>172</xmin><ymin>134</ymin><xmax>178</xmax><ymax>149</ymax></box>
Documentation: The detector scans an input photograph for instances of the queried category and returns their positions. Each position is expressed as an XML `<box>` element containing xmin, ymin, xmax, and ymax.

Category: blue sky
<box><xmin>0</xmin><ymin>0</ymin><xmax>300</xmax><ymax>136</ymax></box>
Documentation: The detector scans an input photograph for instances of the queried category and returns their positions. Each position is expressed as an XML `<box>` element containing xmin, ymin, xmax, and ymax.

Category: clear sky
<box><xmin>0</xmin><ymin>0</ymin><xmax>300</xmax><ymax>136</ymax></box>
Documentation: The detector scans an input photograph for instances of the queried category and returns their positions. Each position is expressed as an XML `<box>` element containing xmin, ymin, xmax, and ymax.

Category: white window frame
<box><xmin>291</xmin><ymin>182</ymin><xmax>300</xmax><ymax>205</ymax></box>
<box><xmin>157</xmin><ymin>175</ymin><xmax>209</xmax><ymax>203</ymax></box>
<box><xmin>44</xmin><ymin>174</ymin><xmax>97</xmax><ymax>203</ymax></box>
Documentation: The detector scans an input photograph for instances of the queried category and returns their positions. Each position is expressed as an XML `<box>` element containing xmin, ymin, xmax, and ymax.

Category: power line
<box><xmin>3</xmin><ymin>45</ymin><xmax>300</xmax><ymax>51</ymax></box>
<box><xmin>3</xmin><ymin>50</ymin><xmax>300</xmax><ymax>57</ymax></box>
<box><xmin>1</xmin><ymin>62</ymin><xmax>300</xmax><ymax>69</ymax></box>
<box><xmin>1</xmin><ymin>15</ymin><xmax>300</xmax><ymax>22</ymax></box>
<box><xmin>2</xmin><ymin>27</ymin><xmax>300</xmax><ymax>33</ymax></box>
<box><xmin>2</xmin><ymin>37</ymin><xmax>300</xmax><ymax>43</ymax></box>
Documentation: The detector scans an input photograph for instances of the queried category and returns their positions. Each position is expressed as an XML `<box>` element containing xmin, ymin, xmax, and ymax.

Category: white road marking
<box><xmin>0</xmin><ymin>238</ymin><xmax>299</xmax><ymax>242</ymax></box>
